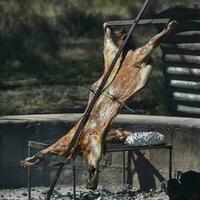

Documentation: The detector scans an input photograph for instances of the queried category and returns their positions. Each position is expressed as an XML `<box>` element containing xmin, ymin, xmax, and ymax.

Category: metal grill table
<box><xmin>27</xmin><ymin>141</ymin><xmax>172</xmax><ymax>200</ymax></box>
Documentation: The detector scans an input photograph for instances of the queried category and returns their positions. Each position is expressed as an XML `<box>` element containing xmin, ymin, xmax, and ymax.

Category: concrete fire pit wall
<box><xmin>0</xmin><ymin>114</ymin><xmax>199</xmax><ymax>190</ymax></box>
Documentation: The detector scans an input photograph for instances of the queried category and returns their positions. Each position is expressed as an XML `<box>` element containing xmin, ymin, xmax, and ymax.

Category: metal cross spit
<box><xmin>27</xmin><ymin>0</ymin><xmax>174</xmax><ymax>199</ymax></box>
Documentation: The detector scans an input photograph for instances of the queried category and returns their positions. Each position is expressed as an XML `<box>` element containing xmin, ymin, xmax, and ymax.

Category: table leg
<box><xmin>73</xmin><ymin>164</ymin><xmax>76</xmax><ymax>200</ymax></box>
<box><xmin>28</xmin><ymin>145</ymin><xmax>31</xmax><ymax>200</ymax></box>
<box><xmin>169</xmin><ymin>147</ymin><xmax>172</xmax><ymax>180</ymax></box>
<box><xmin>122</xmin><ymin>151</ymin><xmax>126</xmax><ymax>186</ymax></box>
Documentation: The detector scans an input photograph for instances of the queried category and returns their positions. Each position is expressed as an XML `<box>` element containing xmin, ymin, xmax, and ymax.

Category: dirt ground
<box><xmin>0</xmin><ymin>186</ymin><xmax>169</xmax><ymax>200</ymax></box>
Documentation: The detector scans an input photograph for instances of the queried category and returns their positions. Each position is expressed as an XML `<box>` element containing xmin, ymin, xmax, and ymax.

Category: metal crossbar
<box><xmin>104</xmin><ymin>18</ymin><xmax>171</xmax><ymax>27</ymax></box>
<box><xmin>27</xmin><ymin>140</ymin><xmax>173</xmax><ymax>200</ymax></box>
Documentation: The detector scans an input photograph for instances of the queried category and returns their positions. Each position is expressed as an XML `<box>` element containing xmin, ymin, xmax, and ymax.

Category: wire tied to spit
<box><xmin>89</xmin><ymin>87</ymin><xmax>136</xmax><ymax>114</ymax></box>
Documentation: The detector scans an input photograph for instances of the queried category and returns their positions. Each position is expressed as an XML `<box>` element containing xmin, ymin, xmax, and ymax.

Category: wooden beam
<box><xmin>169</xmin><ymin>80</ymin><xmax>200</xmax><ymax>90</ymax></box>
<box><xmin>160</xmin><ymin>43</ymin><xmax>200</xmax><ymax>51</ymax></box>
<box><xmin>163</xmin><ymin>54</ymin><xmax>200</xmax><ymax>65</ymax></box>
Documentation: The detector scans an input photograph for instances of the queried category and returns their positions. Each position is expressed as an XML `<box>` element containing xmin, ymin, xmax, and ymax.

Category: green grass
<box><xmin>0</xmin><ymin>84</ymin><xmax>89</xmax><ymax>115</ymax></box>
<box><xmin>3</xmin><ymin>0</ymin><xmax>196</xmax><ymax>116</ymax></box>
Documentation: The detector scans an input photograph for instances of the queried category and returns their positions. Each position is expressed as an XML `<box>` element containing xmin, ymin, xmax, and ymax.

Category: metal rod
<box><xmin>28</xmin><ymin>141</ymin><xmax>49</xmax><ymax>150</ymax></box>
<box><xmin>169</xmin><ymin>147</ymin><xmax>173</xmax><ymax>180</ymax></box>
<box><xmin>73</xmin><ymin>164</ymin><xmax>76</xmax><ymax>200</ymax></box>
<box><xmin>122</xmin><ymin>151</ymin><xmax>126</xmax><ymax>186</ymax></box>
<box><xmin>46</xmin><ymin>164</ymin><xmax>64</xmax><ymax>200</ymax></box>
<box><xmin>104</xmin><ymin>18</ymin><xmax>170</xmax><ymax>27</ymax></box>
<box><xmin>105</xmin><ymin>144</ymin><xmax>172</xmax><ymax>152</ymax></box>
<box><xmin>44</xmin><ymin>1</ymin><xmax>151</xmax><ymax>199</ymax></box>
<box><xmin>28</xmin><ymin>145</ymin><xmax>31</xmax><ymax>200</ymax></box>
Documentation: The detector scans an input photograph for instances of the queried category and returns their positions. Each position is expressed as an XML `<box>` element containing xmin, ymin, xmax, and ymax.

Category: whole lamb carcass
<box><xmin>21</xmin><ymin>21</ymin><xmax>177</xmax><ymax>190</ymax></box>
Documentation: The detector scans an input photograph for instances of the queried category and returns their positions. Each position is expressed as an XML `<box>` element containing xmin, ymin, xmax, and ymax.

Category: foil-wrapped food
<box><xmin>124</xmin><ymin>131</ymin><xmax>165</xmax><ymax>146</ymax></box>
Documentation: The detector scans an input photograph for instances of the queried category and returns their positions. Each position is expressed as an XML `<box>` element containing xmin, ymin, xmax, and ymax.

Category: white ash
<box><xmin>125</xmin><ymin>132</ymin><xmax>165</xmax><ymax>146</ymax></box>
<box><xmin>0</xmin><ymin>187</ymin><xmax>169</xmax><ymax>200</ymax></box>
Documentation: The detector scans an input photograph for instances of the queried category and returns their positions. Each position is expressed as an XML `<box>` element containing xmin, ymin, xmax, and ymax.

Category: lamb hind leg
<box><xmin>20</xmin><ymin>122</ymin><xmax>130</xmax><ymax>169</ymax></box>
<box><xmin>20</xmin><ymin>122</ymin><xmax>80</xmax><ymax>167</ymax></box>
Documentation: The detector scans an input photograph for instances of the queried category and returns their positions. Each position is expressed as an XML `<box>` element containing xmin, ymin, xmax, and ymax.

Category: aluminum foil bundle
<box><xmin>124</xmin><ymin>131</ymin><xmax>165</xmax><ymax>146</ymax></box>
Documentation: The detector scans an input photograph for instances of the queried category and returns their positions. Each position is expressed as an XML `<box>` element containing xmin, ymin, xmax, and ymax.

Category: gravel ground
<box><xmin>0</xmin><ymin>187</ymin><xmax>169</xmax><ymax>200</ymax></box>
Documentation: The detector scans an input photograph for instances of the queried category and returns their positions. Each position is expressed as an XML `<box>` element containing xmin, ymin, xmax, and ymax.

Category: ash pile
<box><xmin>48</xmin><ymin>189</ymin><xmax>168</xmax><ymax>200</ymax></box>
<box><xmin>0</xmin><ymin>187</ymin><xmax>168</xmax><ymax>200</ymax></box>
